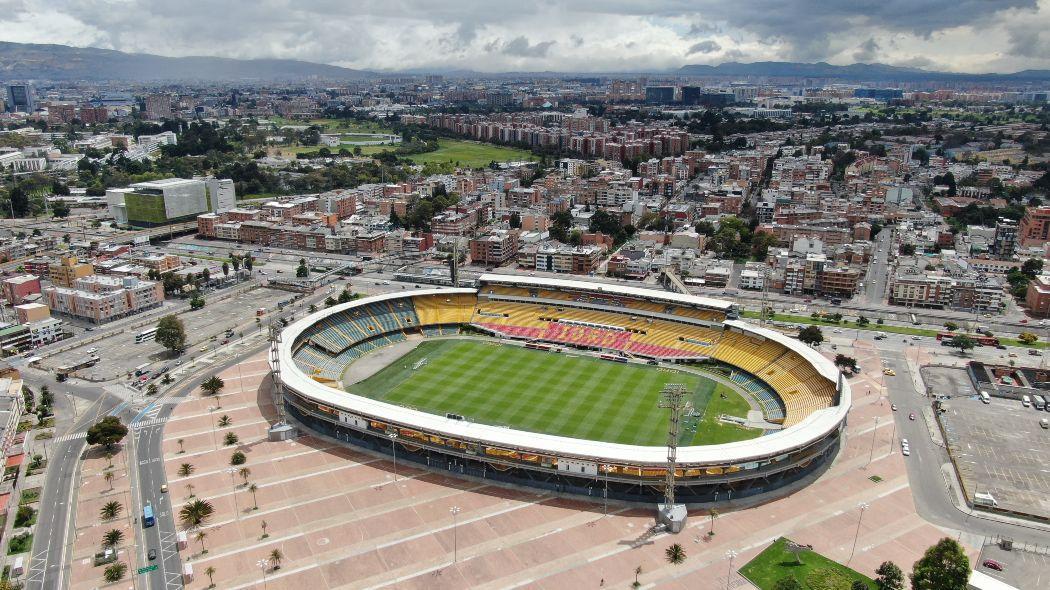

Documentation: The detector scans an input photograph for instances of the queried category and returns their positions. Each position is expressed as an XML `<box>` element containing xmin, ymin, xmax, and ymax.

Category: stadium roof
<box><xmin>478</xmin><ymin>273</ymin><xmax>735</xmax><ymax>312</ymax></box>
<box><xmin>277</xmin><ymin>289</ymin><xmax>850</xmax><ymax>468</ymax></box>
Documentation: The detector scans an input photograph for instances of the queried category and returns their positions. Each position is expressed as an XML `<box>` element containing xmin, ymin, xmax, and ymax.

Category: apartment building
<box><xmin>1019</xmin><ymin>206</ymin><xmax>1050</xmax><ymax>247</ymax></box>
<box><xmin>43</xmin><ymin>275</ymin><xmax>164</xmax><ymax>324</ymax></box>
<box><xmin>49</xmin><ymin>255</ymin><xmax>94</xmax><ymax>288</ymax></box>
<box><xmin>1</xmin><ymin>275</ymin><xmax>41</xmax><ymax>305</ymax></box>
<box><xmin>469</xmin><ymin>231</ymin><xmax>519</xmax><ymax>267</ymax></box>
<box><xmin>534</xmin><ymin>243</ymin><xmax>602</xmax><ymax>274</ymax></box>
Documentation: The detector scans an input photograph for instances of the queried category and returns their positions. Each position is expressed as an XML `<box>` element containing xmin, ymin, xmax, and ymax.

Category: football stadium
<box><xmin>274</xmin><ymin>274</ymin><xmax>851</xmax><ymax>504</ymax></box>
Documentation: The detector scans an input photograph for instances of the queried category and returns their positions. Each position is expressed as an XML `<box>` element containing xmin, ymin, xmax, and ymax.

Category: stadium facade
<box><xmin>273</xmin><ymin>275</ymin><xmax>851</xmax><ymax>504</ymax></box>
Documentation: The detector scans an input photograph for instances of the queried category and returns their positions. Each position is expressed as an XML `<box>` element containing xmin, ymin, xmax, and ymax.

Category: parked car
<box><xmin>891</xmin><ymin>404</ymin><xmax>898</xmax><ymax>411</ymax></box>
<box><xmin>1029</xmin><ymin>349</ymin><xmax>1042</xmax><ymax>356</ymax></box>
<box><xmin>909</xmin><ymin>412</ymin><xmax>916</xmax><ymax>421</ymax></box>
<box><xmin>982</xmin><ymin>559</ymin><xmax>1004</xmax><ymax>571</ymax></box>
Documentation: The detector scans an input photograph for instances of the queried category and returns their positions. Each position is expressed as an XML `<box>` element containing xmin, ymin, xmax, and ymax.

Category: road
<box><xmin>863</xmin><ymin>226</ymin><xmax>893</xmax><ymax>305</ymax></box>
<box><xmin>22</xmin><ymin>374</ymin><xmax>127</xmax><ymax>590</ymax></box>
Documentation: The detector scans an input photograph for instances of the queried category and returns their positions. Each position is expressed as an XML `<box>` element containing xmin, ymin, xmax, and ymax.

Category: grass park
<box><xmin>347</xmin><ymin>339</ymin><xmax>759</xmax><ymax>446</ymax></box>
<box><xmin>405</xmin><ymin>139</ymin><xmax>536</xmax><ymax>168</ymax></box>
<box><xmin>739</xmin><ymin>537</ymin><xmax>875</xmax><ymax>590</ymax></box>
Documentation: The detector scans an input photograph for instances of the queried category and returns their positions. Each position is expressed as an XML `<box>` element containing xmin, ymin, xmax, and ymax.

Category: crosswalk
<box><xmin>53</xmin><ymin>415</ymin><xmax>168</xmax><ymax>443</ymax></box>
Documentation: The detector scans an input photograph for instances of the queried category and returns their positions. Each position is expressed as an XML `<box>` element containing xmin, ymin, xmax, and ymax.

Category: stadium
<box><xmin>273</xmin><ymin>274</ymin><xmax>851</xmax><ymax>504</ymax></box>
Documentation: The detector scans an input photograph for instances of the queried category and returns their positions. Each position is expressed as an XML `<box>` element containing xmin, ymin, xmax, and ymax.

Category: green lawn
<box><xmin>739</xmin><ymin>537</ymin><xmax>876</xmax><ymax>590</ymax></box>
<box><xmin>347</xmin><ymin>339</ymin><xmax>759</xmax><ymax>446</ymax></box>
<box><xmin>406</xmin><ymin>140</ymin><xmax>536</xmax><ymax>167</ymax></box>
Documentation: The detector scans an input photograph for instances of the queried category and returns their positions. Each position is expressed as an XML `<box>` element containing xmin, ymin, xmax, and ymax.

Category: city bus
<box><xmin>136</xmin><ymin>327</ymin><xmax>158</xmax><ymax>343</ymax></box>
<box><xmin>935</xmin><ymin>332</ymin><xmax>1000</xmax><ymax>347</ymax></box>
<box><xmin>142</xmin><ymin>504</ymin><xmax>155</xmax><ymax>528</ymax></box>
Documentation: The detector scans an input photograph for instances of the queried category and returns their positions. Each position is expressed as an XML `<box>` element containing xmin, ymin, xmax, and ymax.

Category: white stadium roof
<box><xmin>478</xmin><ymin>273</ymin><xmax>736</xmax><ymax>311</ymax></box>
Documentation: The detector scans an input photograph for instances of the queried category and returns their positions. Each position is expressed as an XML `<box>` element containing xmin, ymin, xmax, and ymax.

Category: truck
<box><xmin>256</xmin><ymin>308</ymin><xmax>266</xmax><ymax>316</ymax></box>
<box><xmin>1034</xmin><ymin>395</ymin><xmax>1047</xmax><ymax>411</ymax></box>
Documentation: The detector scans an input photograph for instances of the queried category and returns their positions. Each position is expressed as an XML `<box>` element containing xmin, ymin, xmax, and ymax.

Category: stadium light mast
<box><xmin>657</xmin><ymin>384</ymin><xmax>688</xmax><ymax>533</ymax></box>
<box><xmin>267</xmin><ymin>318</ymin><xmax>295</xmax><ymax>441</ymax></box>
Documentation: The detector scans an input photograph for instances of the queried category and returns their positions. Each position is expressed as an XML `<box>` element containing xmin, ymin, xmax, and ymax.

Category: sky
<box><xmin>1</xmin><ymin>0</ymin><xmax>1049</xmax><ymax>74</ymax></box>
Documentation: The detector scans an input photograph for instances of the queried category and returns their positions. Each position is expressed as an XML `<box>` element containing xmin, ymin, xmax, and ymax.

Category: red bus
<box><xmin>936</xmin><ymin>332</ymin><xmax>999</xmax><ymax>346</ymax></box>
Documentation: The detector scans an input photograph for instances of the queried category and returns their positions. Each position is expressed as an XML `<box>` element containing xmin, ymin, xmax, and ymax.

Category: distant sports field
<box><xmin>347</xmin><ymin>339</ymin><xmax>760</xmax><ymax>446</ymax></box>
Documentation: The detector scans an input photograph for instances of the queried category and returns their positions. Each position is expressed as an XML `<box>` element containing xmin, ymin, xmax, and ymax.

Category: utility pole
<box><xmin>657</xmin><ymin>384</ymin><xmax>689</xmax><ymax>533</ymax></box>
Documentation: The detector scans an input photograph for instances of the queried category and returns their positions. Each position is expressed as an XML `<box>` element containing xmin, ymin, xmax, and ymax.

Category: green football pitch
<box><xmin>346</xmin><ymin>339</ymin><xmax>761</xmax><ymax>446</ymax></box>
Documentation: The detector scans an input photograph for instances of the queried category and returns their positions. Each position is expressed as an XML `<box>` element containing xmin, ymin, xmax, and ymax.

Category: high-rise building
<box><xmin>645</xmin><ymin>86</ymin><xmax>676</xmax><ymax>104</ymax></box>
<box><xmin>144</xmin><ymin>94</ymin><xmax>172</xmax><ymax>120</ymax></box>
<box><xmin>204</xmin><ymin>177</ymin><xmax>237</xmax><ymax>214</ymax></box>
<box><xmin>1019</xmin><ymin>206</ymin><xmax>1050</xmax><ymax>247</ymax></box>
<box><xmin>107</xmin><ymin>178</ymin><xmax>211</xmax><ymax>227</ymax></box>
<box><xmin>5</xmin><ymin>84</ymin><xmax>35</xmax><ymax>113</ymax></box>
<box><xmin>991</xmin><ymin>218</ymin><xmax>1018</xmax><ymax>257</ymax></box>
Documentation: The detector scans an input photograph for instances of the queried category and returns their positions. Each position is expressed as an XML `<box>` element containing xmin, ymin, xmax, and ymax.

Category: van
<box><xmin>980</xmin><ymin>392</ymin><xmax>990</xmax><ymax>404</ymax></box>
<box><xmin>160</xmin><ymin>484</ymin><xmax>168</xmax><ymax>493</ymax></box>
<box><xmin>1041</xmin><ymin>418</ymin><xmax>1049</xmax><ymax>429</ymax></box>
<box><xmin>1022</xmin><ymin>395</ymin><xmax>1032</xmax><ymax>407</ymax></box>
<box><xmin>974</xmin><ymin>492</ymin><xmax>998</xmax><ymax>507</ymax></box>
<box><xmin>86</xmin><ymin>347</ymin><xmax>98</xmax><ymax>354</ymax></box>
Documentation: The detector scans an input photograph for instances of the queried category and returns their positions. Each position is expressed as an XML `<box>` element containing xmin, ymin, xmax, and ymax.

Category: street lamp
<box><xmin>725</xmin><ymin>550</ymin><xmax>738</xmax><ymax>590</ymax></box>
<box><xmin>388</xmin><ymin>432</ymin><xmax>399</xmax><ymax>482</ymax></box>
<box><xmin>847</xmin><ymin>502</ymin><xmax>869</xmax><ymax>566</ymax></box>
<box><xmin>865</xmin><ymin>416</ymin><xmax>879</xmax><ymax>469</ymax></box>
<box><xmin>450</xmin><ymin>506</ymin><xmax>461</xmax><ymax>563</ymax></box>
<box><xmin>225</xmin><ymin>468</ymin><xmax>240</xmax><ymax>518</ymax></box>
<box><xmin>256</xmin><ymin>558</ymin><xmax>269</xmax><ymax>589</ymax></box>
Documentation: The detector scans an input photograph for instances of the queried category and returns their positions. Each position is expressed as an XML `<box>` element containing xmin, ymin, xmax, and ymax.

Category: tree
<box><xmin>195</xmin><ymin>530</ymin><xmax>208</xmax><ymax>554</ymax></box>
<box><xmin>835</xmin><ymin>354</ymin><xmax>859</xmax><ymax>372</ymax></box>
<box><xmin>224</xmin><ymin>432</ymin><xmax>239</xmax><ymax>446</ymax></box>
<box><xmin>1022</xmin><ymin>258</ymin><xmax>1043</xmax><ymax>279</ymax></box>
<box><xmin>146</xmin><ymin>383</ymin><xmax>158</xmax><ymax>396</ymax></box>
<box><xmin>190</xmin><ymin>294</ymin><xmax>206</xmax><ymax>310</ymax></box>
<box><xmin>222</xmin><ymin>262</ymin><xmax>229</xmax><ymax>277</ymax></box>
<box><xmin>244</xmin><ymin>256</ymin><xmax>253</xmax><ymax>272</ymax></box>
<box><xmin>104</xmin><ymin>562</ymin><xmax>128</xmax><ymax>582</ymax></box>
<box><xmin>798</xmin><ymin>325</ymin><xmax>824</xmax><ymax>346</ymax></box>
<box><xmin>239</xmin><ymin>466</ymin><xmax>251</xmax><ymax>485</ymax></box>
<box><xmin>248</xmin><ymin>483</ymin><xmax>259</xmax><ymax>509</ymax></box>
<box><xmin>104</xmin><ymin>470</ymin><xmax>114</xmax><ymax>490</ymax></box>
<box><xmin>853</xmin><ymin>582</ymin><xmax>869</xmax><ymax>590</ymax></box>
<box><xmin>900</xmin><ymin>244</ymin><xmax>916</xmax><ymax>255</ymax></box>
<box><xmin>944</xmin><ymin>321</ymin><xmax>958</xmax><ymax>332</ymax></box>
<box><xmin>86</xmin><ymin>416</ymin><xmax>128</xmax><ymax>451</ymax></box>
<box><xmin>218</xmin><ymin>415</ymin><xmax>232</xmax><ymax>427</ymax></box>
<box><xmin>102</xmin><ymin>528</ymin><xmax>124</xmax><ymax>547</ymax></box>
<box><xmin>230</xmin><ymin>255</ymin><xmax>241</xmax><ymax>272</ymax></box>
<box><xmin>665</xmin><ymin>543</ymin><xmax>686</xmax><ymax>565</ymax></box>
<box><xmin>178</xmin><ymin>463</ymin><xmax>195</xmax><ymax>477</ymax></box>
<box><xmin>773</xmin><ymin>578</ymin><xmax>803</xmax><ymax>590</ymax></box>
<box><xmin>155</xmin><ymin>315</ymin><xmax>187</xmax><ymax>353</ymax></box>
<box><xmin>856</xmin><ymin>315</ymin><xmax>870</xmax><ymax>327</ymax></box>
<box><xmin>179</xmin><ymin>498</ymin><xmax>216</xmax><ymax>529</ymax></box>
<box><xmin>910</xmin><ymin>537</ymin><xmax>969</xmax><ymax>590</ymax></box>
<box><xmin>205</xmin><ymin>566</ymin><xmax>217</xmax><ymax>588</ymax></box>
<box><xmin>875</xmin><ymin>561</ymin><xmax>905</xmax><ymax>590</ymax></box>
<box><xmin>269</xmin><ymin>548</ymin><xmax>284</xmax><ymax>570</ymax></box>
<box><xmin>230</xmin><ymin>451</ymin><xmax>247</xmax><ymax>465</ymax></box>
<box><xmin>509</xmin><ymin>212</ymin><xmax>522</xmax><ymax>229</ymax></box>
<box><xmin>177</xmin><ymin>438</ymin><xmax>185</xmax><ymax>453</ymax></box>
<box><xmin>261</xmin><ymin>519</ymin><xmax>269</xmax><ymax>538</ymax></box>
<box><xmin>296</xmin><ymin>258</ymin><xmax>309</xmax><ymax>278</ymax></box>
<box><xmin>100</xmin><ymin>501</ymin><xmax>123</xmax><ymax>520</ymax></box>
<box><xmin>309</xmin><ymin>303</ymin><xmax>317</xmax><ymax>313</ymax></box>
<box><xmin>950</xmin><ymin>334</ymin><xmax>976</xmax><ymax>354</ymax></box>
<box><xmin>7</xmin><ymin>184</ymin><xmax>29</xmax><ymax>217</ymax></box>
<box><xmin>1019</xmin><ymin>332</ymin><xmax>1038</xmax><ymax>345</ymax></box>
<box><xmin>201</xmin><ymin>375</ymin><xmax>225</xmax><ymax>397</ymax></box>
<box><xmin>52</xmin><ymin>200</ymin><xmax>71</xmax><ymax>218</ymax></box>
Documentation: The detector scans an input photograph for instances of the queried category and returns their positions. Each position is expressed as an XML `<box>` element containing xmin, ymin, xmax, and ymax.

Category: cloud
<box><xmin>852</xmin><ymin>37</ymin><xmax>880</xmax><ymax>62</ymax></box>
<box><xmin>0</xmin><ymin>0</ymin><xmax>1046</xmax><ymax>73</ymax></box>
<box><xmin>687</xmin><ymin>40</ymin><xmax>721</xmax><ymax>55</ymax></box>
<box><xmin>499</xmin><ymin>36</ymin><xmax>556</xmax><ymax>57</ymax></box>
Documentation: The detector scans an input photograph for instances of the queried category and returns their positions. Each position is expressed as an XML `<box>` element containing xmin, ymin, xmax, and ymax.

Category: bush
<box><xmin>14</xmin><ymin>505</ymin><xmax>36</xmax><ymax>528</ymax></box>
<box><xmin>230</xmin><ymin>451</ymin><xmax>246</xmax><ymax>465</ymax></box>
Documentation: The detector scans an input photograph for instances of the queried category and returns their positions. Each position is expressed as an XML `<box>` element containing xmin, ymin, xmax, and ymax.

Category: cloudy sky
<box><xmin>1</xmin><ymin>0</ymin><xmax>1049</xmax><ymax>73</ymax></box>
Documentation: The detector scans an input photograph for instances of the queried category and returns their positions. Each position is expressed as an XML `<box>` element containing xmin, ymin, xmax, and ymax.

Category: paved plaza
<box><xmin>146</xmin><ymin>351</ymin><xmax>973</xmax><ymax>589</ymax></box>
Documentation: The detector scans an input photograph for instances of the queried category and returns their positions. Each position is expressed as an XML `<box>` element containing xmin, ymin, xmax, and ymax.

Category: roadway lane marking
<box><xmin>52</xmin><ymin>432</ymin><xmax>87</xmax><ymax>443</ymax></box>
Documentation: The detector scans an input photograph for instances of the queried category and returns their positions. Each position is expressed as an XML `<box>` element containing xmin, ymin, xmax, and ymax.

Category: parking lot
<box><xmin>977</xmin><ymin>541</ymin><xmax>1050</xmax><ymax>589</ymax></box>
<box><xmin>940</xmin><ymin>395</ymin><xmax>1050</xmax><ymax>520</ymax></box>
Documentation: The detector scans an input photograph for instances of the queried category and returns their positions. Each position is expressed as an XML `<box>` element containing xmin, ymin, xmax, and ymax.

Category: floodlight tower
<box><xmin>267</xmin><ymin>318</ymin><xmax>295</xmax><ymax>441</ymax></box>
<box><xmin>657</xmin><ymin>383</ymin><xmax>689</xmax><ymax>533</ymax></box>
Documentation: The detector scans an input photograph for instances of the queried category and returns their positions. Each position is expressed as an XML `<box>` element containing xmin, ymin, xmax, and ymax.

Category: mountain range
<box><xmin>0</xmin><ymin>42</ymin><xmax>376</xmax><ymax>82</ymax></box>
<box><xmin>1</xmin><ymin>41</ymin><xmax>1049</xmax><ymax>84</ymax></box>
<box><xmin>676</xmin><ymin>61</ymin><xmax>1050</xmax><ymax>83</ymax></box>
